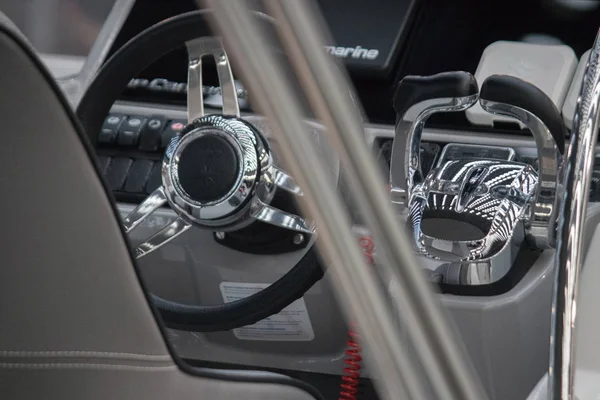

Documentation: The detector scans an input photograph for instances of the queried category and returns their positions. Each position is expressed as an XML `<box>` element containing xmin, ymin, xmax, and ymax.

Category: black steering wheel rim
<box><xmin>77</xmin><ymin>10</ymin><xmax>325</xmax><ymax>332</ymax></box>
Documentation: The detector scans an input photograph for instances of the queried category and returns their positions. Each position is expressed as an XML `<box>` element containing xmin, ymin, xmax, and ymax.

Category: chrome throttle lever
<box><xmin>401</xmin><ymin>74</ymin><xmax>565</xmax><ymax>285</ymax></box>
<box><xmin>390</xmin><ymin>71</ymin><xmax>479</xmax><ymax>210</ymax></box>
<box><xmin>479</xmin><ymin>75</ymin><xmax>565</xmax><ymax>249</ymax></box>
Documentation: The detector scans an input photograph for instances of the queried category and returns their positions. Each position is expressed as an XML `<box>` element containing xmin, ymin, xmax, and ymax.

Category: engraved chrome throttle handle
<box><xmin>393</xmin><ymin>72</ymin><xmax>565</xmax><ymax>284</ymax></box>
<box><xmin>390</xmin><ymin>71</ymin><xmax>479</xmax><ymax>210</ymax></box>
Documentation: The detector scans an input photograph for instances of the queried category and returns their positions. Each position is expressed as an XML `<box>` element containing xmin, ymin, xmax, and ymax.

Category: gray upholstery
<box><xmin>0</xmin><ymin>13</ymin><xmax>319</xmax><ymax>400</ymax></box>
<box><xmin>525</xmin><ymin>374</ymin><xmax>547</xmax><ymax>400</ymax></box>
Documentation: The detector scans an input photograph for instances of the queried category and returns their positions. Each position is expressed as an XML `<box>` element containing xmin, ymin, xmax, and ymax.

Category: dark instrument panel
<box><xmin>108</xmin><ymin>0</ymin><xmax>600</xmax><ymax>125</ymax></box>
<box><xmin>107</xmin><ymin>0</ymin><xmax>418</xmax><ymax>123</ymax></box>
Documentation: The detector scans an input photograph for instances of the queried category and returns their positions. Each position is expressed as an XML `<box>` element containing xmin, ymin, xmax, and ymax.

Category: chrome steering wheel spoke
<box><xmin>273</xmin><ymin>166</ymin><xmax>303</xmax><ymax>196</ymax></box>
<box><xmin>252</xmin><ymin>199</ymin><xmax>315</xmax><ymax>234</ymax></box>
<box><xmin>122</xmin><ymin>187</ymin><xmax>167</xmax><ymax>233</ymax></box>
<box><xmin>122</xmin><ymin>187</ymin><xmax>190</xmax><ymax>259</ymax></box>
<box><xmin>186</xmin><ymin>37</ymin><xmax>240</xmax><ymax>122</ymax></box>
<box><xmin>135</xmin><ymin>217</ymin><xmax>192</xmax><ymax>258</ymax></box>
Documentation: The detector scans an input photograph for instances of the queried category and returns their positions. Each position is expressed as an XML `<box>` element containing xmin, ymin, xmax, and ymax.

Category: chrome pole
<box><xmin>201</xmin><ymin>2</ymin><xmax>412</xmax><ymax>399</ymax></box>
<box><xmin>549</xmin><ymin>29</ymin><xmax>600</xmax><ymax>400</ymax></box>
<box><xmin>202</xmin><ymin>2</ymin><xmax>487</xmax><ymax>400</ymax></box>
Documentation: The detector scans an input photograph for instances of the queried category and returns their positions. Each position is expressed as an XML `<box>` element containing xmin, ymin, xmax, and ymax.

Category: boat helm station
<box><xmin>2</xmin><ymin>1</ymin><xmax>600</xmax><ymax>400</ymax></box>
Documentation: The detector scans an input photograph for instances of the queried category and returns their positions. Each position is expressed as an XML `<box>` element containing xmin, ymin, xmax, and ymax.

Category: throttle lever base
<box><xmin>408</xmin><ymin>159</ymin><xmax>538</xmax><ymax>283</ymax></box>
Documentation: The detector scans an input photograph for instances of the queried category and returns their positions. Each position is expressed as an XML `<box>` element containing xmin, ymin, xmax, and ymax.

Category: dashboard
<box><xmin>6</xmin><ymin>1</ymin><xmax>600</xmax><ymax>399</ymax></box>
<box><xmin>106</xmin><ymin>0</ymin><xmax>600</xmax><ymax>122</ymax></box>
<box><xmin>90</xmin><ymin>0</ymin><xmax>600</xmax><ymax>217</ymax></box>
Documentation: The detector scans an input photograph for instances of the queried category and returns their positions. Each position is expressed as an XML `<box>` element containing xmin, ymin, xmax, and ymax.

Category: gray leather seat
<box><xmin>0</xmin><ymin>13</ymin><xmax>322</xmax><ymax>400</ymax></box>
<box><xmin>526</xmin><ymin>374</ymin><xmax>547</xmax><ymax>400</ymax></box>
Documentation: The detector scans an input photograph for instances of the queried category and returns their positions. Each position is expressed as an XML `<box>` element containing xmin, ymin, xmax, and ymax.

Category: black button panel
<box><xmin>105</xmin><ymin>157</ymin><xmax>133</xmax><ymax>191</ymax></box>
<box><xmin>161</xmin><ymin>120</ymin><xmax>186</xmax><ymax>149</ymax></box>
<box><xmin>95</xmin><ymin>113</ymin><xmax>183</xmax><ymax>203</ymax></box>
<box><xmin>138</xmin><ymin>116</ymin><xmax>167</xmax><ymax>152</ymax></box>
<box><xmin>117</xmin><ymin>116</ymin><xmax>146</xmax><ymax>146</ymax></box>
<box><xmin>145</xmin><ymin>162</ymin><xmax>163</xmax><ymax>194</ymax></box>
<box><xmin>124</xmin><ymin>159</ymin><xmax>154</xmax><ymax>194</ymax></box>
<box><xmin>98</xmin><ymin>114</ymin><xmax>125</xmax><ymax>144</ymax></box>
<box><xmin>96</xmin><ymin>155</ymin><xmax>111</xmax><ymax>175</ymax></box>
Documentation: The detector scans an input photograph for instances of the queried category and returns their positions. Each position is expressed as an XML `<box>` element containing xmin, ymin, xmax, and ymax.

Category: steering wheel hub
<box><xmin>176</xmin><ymin>133</ymin><xmax>241</xmax><ymax>203</ymax></box>
<box><xmin>164</xmin><ymin>114</ymin><xmax>272</xmax><ymax>229</ymax></box>
<box><xmin>173</xmin><ymin>131</ymin><xmax>241</xmax><ymax>204</ymax></box>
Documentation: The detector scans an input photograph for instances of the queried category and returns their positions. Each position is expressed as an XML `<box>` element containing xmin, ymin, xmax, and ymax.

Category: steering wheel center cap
<box><xmin>162</xmin><ymin>114</ymin><xmax>271</xmax><ymax>230</ymax></box>
<box><xmin>177</xmin><ymin>134</ymin><xmax>241</xmax><ymax>203</ymax></box>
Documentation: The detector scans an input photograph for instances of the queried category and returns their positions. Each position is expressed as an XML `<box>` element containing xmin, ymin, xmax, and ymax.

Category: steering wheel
<box><xmin>76</xmin><ymin>10</ymin><xmax>330</xmax><ymax>332</ymax></box>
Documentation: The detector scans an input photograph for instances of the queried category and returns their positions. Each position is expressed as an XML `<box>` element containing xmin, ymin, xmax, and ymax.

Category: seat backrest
<box><xmin>0</xmin><ymin>13</ymin><xmax>320</xmax><ymax>400</ymax></box>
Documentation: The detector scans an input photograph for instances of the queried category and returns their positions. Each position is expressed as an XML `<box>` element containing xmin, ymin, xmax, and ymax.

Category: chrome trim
<box><xmin>549</xmin><ymin>28</ymin><xmax>600</xmax><ymax>400</ymax></box>
<box><xmin>431</xmin><ymin>219</ymin><xmax>524</xmax><ymax>285</ymax></box>
<box><xmin>135</xmin><ymin>217</ymin><xmax>192</xmax><ymax>258</ymax></box>
<box><xmin>122</xmin><ymin>115</ymin><xmax>314</xmax><ymax>255</ymax></box>
<box><xmin>185</xmin><ymin>37</ymin><xmax>240</xmax><ymax>122</ymax></box>
<box><xmin>433</xmin><ymin>225</ymin><xmax>522</xmax><ymax>285</ymax></box>
<box><xmin>395</xmin><ymin>85</ymin><xmax>534</xmax><ymax>285</ymax></box>
<box><xmin>409</xmin><ymin>159</ymin><xmax>537</xmax><ymax>269</ymax></box>
<box><xmin>204</xmin><ymin>2</ymin><xmax>489</xmax><ymax>400</ymax></box>
<box><xmin>186</xmin><ymin>41</ymin><xmax>204</xmax><ymax>121</ymax></box>
<box><xmin>122</xmin><ymin>188</ymin><xmax>167</xmax><ymax>233</ymax></box>
<box><xmin>273</xmin><ymin>166</ymin><xmax>304</xmax><ymax>196</ymax></box>
<box><xmin>117</xmin><ymin>33</ymin><xmax>316</xmax><ymax>257</ymax></box>
<box><xmin>163</xmin><ymin>115</ymin><xmax>259</xmax><ymax>225</ymax></box>
<box><xmin>252</xmin><ymin>200</ymin><xmax>314</xmax><ymax>234</ymax></box>
<box><xmin>390</xmin><ymin>94</ymin><xmax>479</xmax><ymax>210</ymax></box>
<box><xmin>481</xmin><ymin>100</ymin><xmax>562</xmax><ymax>249</ymax></box>
<box><xmin>124</xmin><ymin>104</ymin><xmax>310</xmax><ymax>256</ymax></box>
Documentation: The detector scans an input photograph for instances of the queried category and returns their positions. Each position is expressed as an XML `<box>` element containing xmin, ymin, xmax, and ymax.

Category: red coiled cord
<box><xmin>339</xmin><ymin>235</ymin><xmax>375</xmax><ymax>400</ymax></box>
<box><xmin>339</xmin><ymin>328</ymin><xmax>362</xmax><ymax>399</ymax></box>
<box><xmin>359</xmin><ymin>236</ymin><xmax>375</xmax><ymax>264</ymax></box>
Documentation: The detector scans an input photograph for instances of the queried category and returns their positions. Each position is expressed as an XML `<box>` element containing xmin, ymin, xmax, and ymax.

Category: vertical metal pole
<box><xmin>202</xmin><ymin>2</ymin><xmax>488</xmax><ymax>400</ymax></box>
<box><xmin>202</xmin><ymin>2</ymin><xmax>413</xmax><ymax>399</ymax></box>
<box><xmin>549</xmin><ymin>28</ymin><xmax>600</xmax><ymax>400</ymax></box>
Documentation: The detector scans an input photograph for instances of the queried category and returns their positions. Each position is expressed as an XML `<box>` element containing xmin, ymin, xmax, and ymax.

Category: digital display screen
<box><xmin>438</xmin><ymin>144</ymin><xmax>515</xmax><ymax>166</ymax></box>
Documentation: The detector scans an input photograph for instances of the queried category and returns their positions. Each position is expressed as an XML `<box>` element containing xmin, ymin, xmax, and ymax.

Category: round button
<box><xmin>177</xmin><ymin>134</ymin><xmax>240</xmax><ymax>203</ymax></box>
<box><xmin>107</xmin><ymin>116</ymin><xmax>121</xmax><ymax>125</ymax></box>
<box><xmin>148</xmin><ymin>119</ymin><xmax>162</xmax><ymax>129</ymax></box>
<box><xmin>129</xmin><ymin>118</ymin><xmax>142</xmax><ymax>127</ymax></box>
<box><xmin>172</xmin><ymin>122</ymin><xmax>185</xmax><ymax>131</ymax></box>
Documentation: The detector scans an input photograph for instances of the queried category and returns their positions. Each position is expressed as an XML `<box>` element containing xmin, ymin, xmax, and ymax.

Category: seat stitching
<box><xmin>0</xmin><ymin>351</ymin><xmax>171</xmax><ymax>360</ymax></box>
<box><xmin>0</xmin><ymin>362</ymin><xmax>178</xmax><ymax>371</ymax></box>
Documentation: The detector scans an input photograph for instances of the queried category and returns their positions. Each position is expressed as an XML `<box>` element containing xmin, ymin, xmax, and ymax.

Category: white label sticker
<box><xmin>219</xmin><ymin>282</ymin><xmax>315</xmax><ymax>341</ymax></box>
